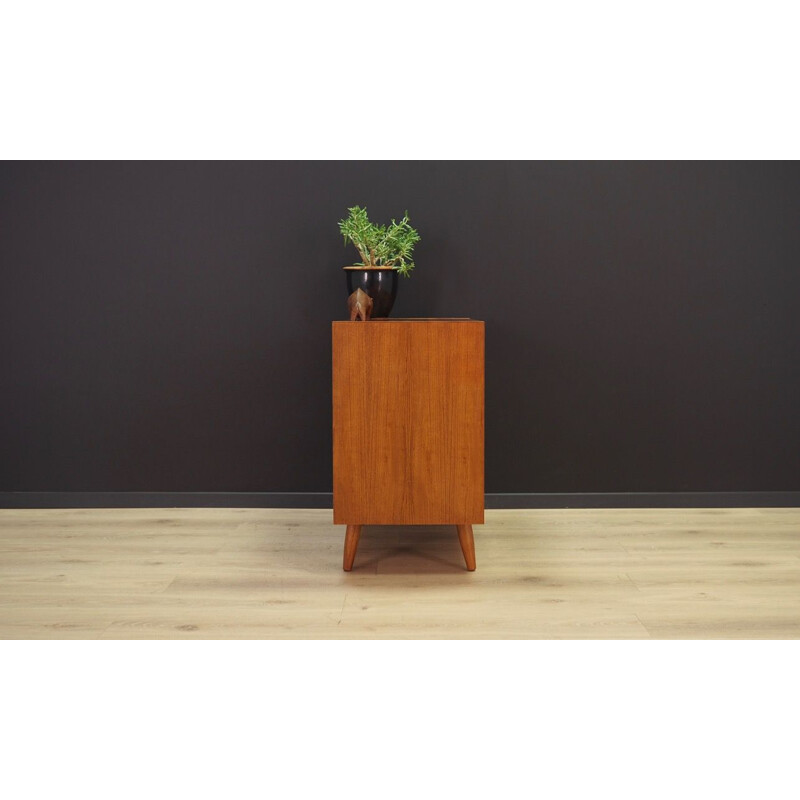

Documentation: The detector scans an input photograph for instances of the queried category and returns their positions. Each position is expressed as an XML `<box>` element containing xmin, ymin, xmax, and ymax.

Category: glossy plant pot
<box><xmin>343</xmin><ymin>267</ymin><xmax>398</xmax><ymax>318</ymax></box>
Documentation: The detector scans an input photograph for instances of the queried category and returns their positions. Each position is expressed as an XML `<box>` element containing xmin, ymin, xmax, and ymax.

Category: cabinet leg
<box><xmin>456</xmin><ymin>525</ymin><xmax>477</xmax><ymax>571</ymax></box>
<box><xmin>343</xmin><ymin>525</ymin><xmax>362</xmax><ymax>572</ymax></box>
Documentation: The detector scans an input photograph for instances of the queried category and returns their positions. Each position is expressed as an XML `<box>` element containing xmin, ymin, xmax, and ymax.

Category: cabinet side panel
<box><xmin>333</xmin><ymin>321</ymin><xmax>484</xmax><ymax>525</ymax></box>
<box><xmin>333</xmin><ymin>323</ymin><xmax>411</xmax><ymax>523</ymax></box>
<box><xmin>332</xmin><ymin>323</ymin><xmax>361</xmax><ymax>523</ymax></box>
<box><xmin>406</xmin><ymin>322</ymin><xmax>484</xmax><ymax>524</ymax></box>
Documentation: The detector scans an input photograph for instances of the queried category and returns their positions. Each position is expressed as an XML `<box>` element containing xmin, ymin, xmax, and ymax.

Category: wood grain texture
<box><xmin>332</xmin><ymin>320</ymin><xmax>484</xmax><ymax>525</ymax></box>
<box><xmin>1</xmin><ymin>508</ymin><xmax>799</xmax><ymax>639</ymax></box>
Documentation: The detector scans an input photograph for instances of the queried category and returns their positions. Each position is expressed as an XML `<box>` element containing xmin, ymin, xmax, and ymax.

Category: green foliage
<box><xmin>338</xmin><ymin>205</ymin><xmax>420</xmax><ymax>277</ymax></box>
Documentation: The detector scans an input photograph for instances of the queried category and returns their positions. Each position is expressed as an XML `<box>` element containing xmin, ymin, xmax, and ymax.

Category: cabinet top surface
<box><xmin>332</xmin><ymin>318</ymin><xmax>483</xmax><ymax>324</ymax></box>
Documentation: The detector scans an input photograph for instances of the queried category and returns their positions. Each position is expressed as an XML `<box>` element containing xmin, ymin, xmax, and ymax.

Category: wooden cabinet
<box><xmin>332</xmin><ymin>319</ymin><xmax>484</xmax><ymax>570</ymax></box>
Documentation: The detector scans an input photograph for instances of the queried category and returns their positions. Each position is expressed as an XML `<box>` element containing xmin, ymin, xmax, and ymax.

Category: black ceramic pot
<box><xmin>344</xmin><ymin>267</ymin><xmax>398</xmax><ymax>318</ymax></box>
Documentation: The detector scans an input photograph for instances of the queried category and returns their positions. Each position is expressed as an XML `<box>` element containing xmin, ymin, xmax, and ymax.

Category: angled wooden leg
<box><xmin>343</xmin><ymin>525</ymin><xmax>362</xmax><ymax>571</ymax></box>
<box><xmin>456</xmin><ymin>525</ymin><xmax>476</xmax><ymax>571</ymax></box>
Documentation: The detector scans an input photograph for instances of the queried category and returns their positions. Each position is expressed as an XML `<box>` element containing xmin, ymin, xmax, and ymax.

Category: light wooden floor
<box><xmin>0</xmin><ymin>508</ymin><xmax>798</xmax><ymax>639</ymax></box>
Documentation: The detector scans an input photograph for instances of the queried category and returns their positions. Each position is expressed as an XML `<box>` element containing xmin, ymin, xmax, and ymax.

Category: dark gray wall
<box><xmin>1</xmin><ymin>161</ymin><xmax>799</xmax><ymax>496</ymax></box>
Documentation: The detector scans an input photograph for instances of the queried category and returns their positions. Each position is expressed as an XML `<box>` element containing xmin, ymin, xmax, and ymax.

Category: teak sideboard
<box><xmin>332</xmin><ymin>319</ymin><xmax>484</xmax><ymax>571</ymax></box>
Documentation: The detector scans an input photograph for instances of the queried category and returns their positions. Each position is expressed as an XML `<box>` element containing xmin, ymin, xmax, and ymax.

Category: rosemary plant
<box><xmin>338</xmin><ymin>205</ymin><xmax>420</xmax><ymax>277</ymax></box>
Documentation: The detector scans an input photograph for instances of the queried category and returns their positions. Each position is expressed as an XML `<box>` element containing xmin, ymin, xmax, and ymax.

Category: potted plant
<box><xmin>338</xmin><ymin>205</ymin><xmax>420</xmax><ymax>318</ymax></box>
